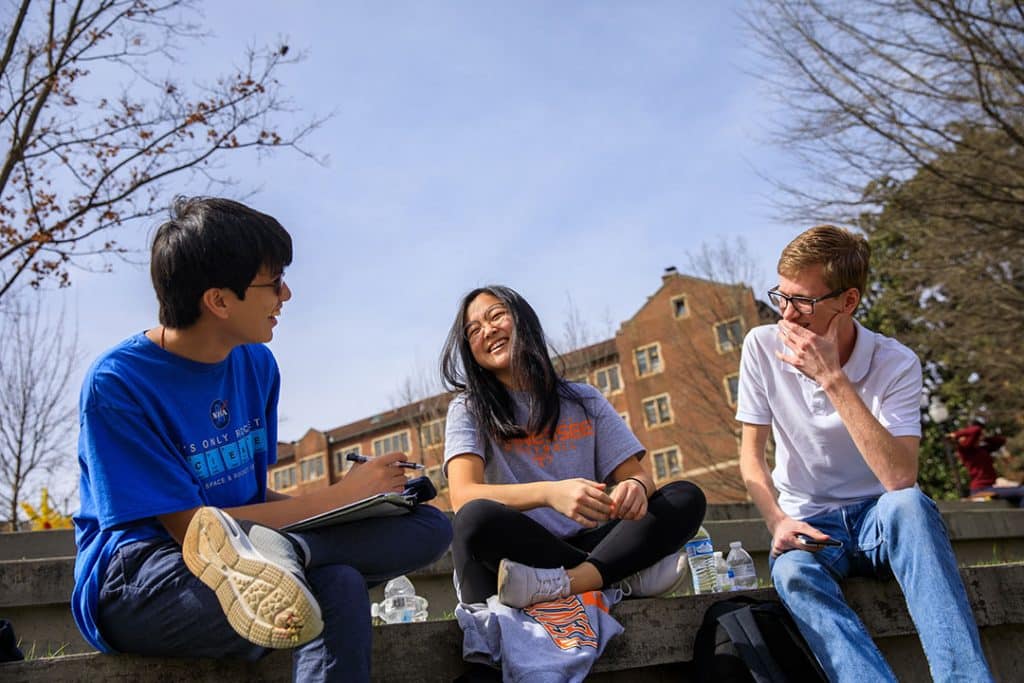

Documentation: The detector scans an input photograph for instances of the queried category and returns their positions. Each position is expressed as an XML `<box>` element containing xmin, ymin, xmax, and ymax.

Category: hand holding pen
<box><xmin>346</xmin><ymin>452</ymin><xmax>425</xmax><ymax>470</ymax></box>
<box><xmin>341</xmin><ymin>451</ymin><xmax>410</xmax><ymax>495</ymax></box>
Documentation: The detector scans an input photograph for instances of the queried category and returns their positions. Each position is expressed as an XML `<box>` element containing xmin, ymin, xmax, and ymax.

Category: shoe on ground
<box><xmin>182</xmin><ymin>506</ymin><xmax>323</xmax><ymax>648</ymax></box>
<box><xmin>496</xmin><ymin>558</ymin><xmax>571</xmax><ymax>608</ymax></box>
<box><xmin>618</xmin><ymin>549</ymin><xmax>688</xmax><ymax>598</ymax></box>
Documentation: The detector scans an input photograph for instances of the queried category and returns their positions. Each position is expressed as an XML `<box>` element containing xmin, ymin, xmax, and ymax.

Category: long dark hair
<box><xmin>440</xmin><ymin>285</ymin><xmax>581</xmax><ymax>442</ymax></box>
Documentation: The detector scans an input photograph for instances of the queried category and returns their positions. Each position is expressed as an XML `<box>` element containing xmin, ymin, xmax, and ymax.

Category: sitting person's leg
<box><xmin>451</xmin><ymin>498</ymin><xmax>590</xmax><ymax>604</ymax></box>
<box><xmin>293</xmin><ymin>504</ymin><xmax>452</xmax><ymax>585</ymax></box>
<box><xmin>294</xmin><ymin>564</ymin><xmax>372</xmax><ymax>683</ymax></box>
<box><xmin>573</xmin><ymin>480</ymin><xmax>705</xmax><ymax>587</ymax></box>
<box><xmin>771</xmin><ymin>546</ymin><xmax>897</xmax><ymax>683</ymax></box>
<box><xmin>97</xmin><ymin>537</ymin><xmax>270</xmax><ymax>659</ymax></box>
<box><xmin>859</xmin><ymin>488</ymin><xmax>993</xmax><ymax>681</ymax></box>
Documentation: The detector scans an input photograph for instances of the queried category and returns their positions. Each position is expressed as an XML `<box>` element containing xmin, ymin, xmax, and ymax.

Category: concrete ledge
<box><xmin>2</xmin><ymin>563</ymin><xmax>1021</xmax><ymax>682</ymax></box>
<box><xmin>4</xmin><ymin>508</ymin><xmax>1024</xmax><ymax>657</ymax></box>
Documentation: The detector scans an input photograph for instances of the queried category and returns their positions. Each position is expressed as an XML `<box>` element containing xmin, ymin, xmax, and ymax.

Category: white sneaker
<box><xmin>496</xmin><ymin>558</ymin><xmax>571</xmax><ymax>608</ymax></box>
<box><xmin>618</xmin><ymin>549</ymin><xmax>689</xmax><ymax>598</ymax></box>
<box><xmin>182</xmin><ymin>507</ymin><xmax>323</xmax><ymax>648</ymax></box>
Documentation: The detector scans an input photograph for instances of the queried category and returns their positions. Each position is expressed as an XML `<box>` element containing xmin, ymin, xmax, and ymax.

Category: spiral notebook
<box><xmin>282</xmin><ymin>492</ymin><xmax>416</xmax><ymax>532</ymax></box>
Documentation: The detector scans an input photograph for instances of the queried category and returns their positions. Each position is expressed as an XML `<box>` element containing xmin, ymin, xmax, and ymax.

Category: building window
<box><xmin>652</xmin><ymin>447</ymin><xmax>682</xmax><ymax>481</ymax></box>
<box><xmin>634</xmin><ymin>343</ymin><xmax>663</xmax><ymax>377</ymax></box>
<box><xmin>594</xmin><ymin>364</ymin><xmax>622</xmax><ymax>395</ymax></box>
<box><xmin>671</xmin><ymin>295</ymin><xmax>689</xmax><ymax>319</ymax></box>
<box><xmin>642</xmin><ymin>393</ymin><xmax>673</xmax><ymax>428</ymax></box>
<box><xmin>724</xmin><ymin>373</ymin><xmax>740</xmax><ymax>406</ymax></box>
<box><xmin>272</xmin><ymin>466</ymin><xmax>297</xmax><ymax>491</ymax></box>
<box><xmin>299</xmin><ymin>455</ymin><xmax>325</xmax><ymax>482</ymax></box>
<box><xmin>425</xmin><ymin>465</ymin><xmax>446</xmax><ymax>492</ymax></box>
<box><xmin>373</xmin><ymin>430</ymin><xmax>411</xmax><ymax>456</ymax></box>
<box><xmin>420</xmin><ymin>419</ymin><xmax>445</xmax><ymax>449</ymax></box>
<box><xmin>715</xmin><ymin>318</ymin><xmax>744</xmax><ymax>353</ymax></box>
<box><xmin>332</xmin><ymin>445</ymin><xmax>361</xmax><ymax>475</ymax></box>
<box><xmin>619</xmin><ymin>412</ymin><xmax>630</xmax><ymax>428</ymax></box>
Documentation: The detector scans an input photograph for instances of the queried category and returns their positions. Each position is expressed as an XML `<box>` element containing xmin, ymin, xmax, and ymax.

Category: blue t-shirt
<box><xmin>72</xmin><ymin>333</ymin><xmax>280</xmax><ymax>652</ymax></box>
<box><xmin>443</xmin><ymin>383</ymin><xmax>644</xmax><ymax>538</ymax></box>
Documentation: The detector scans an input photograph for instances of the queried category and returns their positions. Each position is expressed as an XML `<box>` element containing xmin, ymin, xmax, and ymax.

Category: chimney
<box><xmin>662</xmin><ymin>266</ymin><xmax>678</xmax><ymax>282</ymax></box>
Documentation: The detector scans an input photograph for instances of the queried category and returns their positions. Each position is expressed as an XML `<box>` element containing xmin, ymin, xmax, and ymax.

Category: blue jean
<box><xmin>97</xmin><ymin>505</ymin><xmax>452</xmax><ymax>683</ymax></box>
<box><xmin>769</xmin><ymin>488</ymin><xmax>991</xmax><ymax>683</ymax></box>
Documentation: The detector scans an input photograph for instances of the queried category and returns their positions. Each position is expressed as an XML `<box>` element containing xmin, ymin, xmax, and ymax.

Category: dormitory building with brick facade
<box><xmin>268</xmin><ymin>269</ymin><xmax>777</xmax><ymax>508</ymax></box>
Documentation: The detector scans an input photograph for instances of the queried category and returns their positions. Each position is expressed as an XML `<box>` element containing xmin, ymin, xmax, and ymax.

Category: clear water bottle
<box><xmin>372</xmin><ymin>575</ymin><xmax>429</xmax><ymax>623</ymax></box>
<box><xmin>685</xmin><ymin>526</ymin><xmax>717</xmax><ymax>594</ymax></box>
<box><xmin>714</xmin><ymin>551</ymin><xmax>732</xmax><ymax>593</ymax></box>
<box><xmin>726</xmin><ymin>541</ymin><xmax>757</xmax><ymax>590</ymax></box>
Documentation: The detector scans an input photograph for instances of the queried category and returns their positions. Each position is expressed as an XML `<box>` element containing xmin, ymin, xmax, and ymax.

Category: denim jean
<box><xmin>97</xmin><ymin>504</ymin><xmax>452</xmax><ymax>683</ymax></box>
<box><xmin>769</xmin><ymin>488</ymin><xmax>992</xmax><ymax>683</ymax></box>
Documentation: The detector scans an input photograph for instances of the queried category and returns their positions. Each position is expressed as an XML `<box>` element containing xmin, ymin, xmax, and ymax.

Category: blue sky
<box><xmin>44</xmin><ymin>1</ymin><xmax>800</xmax><ymax>446</ymax></box>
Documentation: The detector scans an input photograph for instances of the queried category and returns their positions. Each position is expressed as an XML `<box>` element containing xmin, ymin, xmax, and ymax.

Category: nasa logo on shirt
<box><xmin>210</xmin><ymin>399</ymin><xmax>230</xmax><ymax>429</ymax></box>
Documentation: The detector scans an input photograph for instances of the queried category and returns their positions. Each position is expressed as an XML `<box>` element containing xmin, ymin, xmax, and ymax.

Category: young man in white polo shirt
<box><xmin>736</xmin><ymin>225</ymin><xmax>991</xmax><ymax>682</ymax></box>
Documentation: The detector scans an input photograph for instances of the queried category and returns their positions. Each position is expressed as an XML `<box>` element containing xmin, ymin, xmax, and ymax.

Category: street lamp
<box><xmin>928</xmin><ymin>398</ymin><xmax>964</xmax><ymax>496</ymax></box>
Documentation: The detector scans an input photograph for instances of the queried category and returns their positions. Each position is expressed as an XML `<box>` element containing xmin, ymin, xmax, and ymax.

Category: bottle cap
<box><xmin>730</xmin><ymin>541</ymin><xmax>742</xmax><ymax>548</ymax></box>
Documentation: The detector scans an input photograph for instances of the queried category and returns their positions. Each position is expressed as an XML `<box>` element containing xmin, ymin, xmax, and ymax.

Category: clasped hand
<box><xmin>547</xmin><ymin>477</ymin><xmax>647</xmax><ymax>528</ymax></box>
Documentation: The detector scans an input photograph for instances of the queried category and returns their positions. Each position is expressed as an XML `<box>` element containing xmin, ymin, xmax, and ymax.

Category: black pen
<box><xmin>346</xmin><ymin>452</ymin><xmax>425</xmax><ymax>470</ymax></box>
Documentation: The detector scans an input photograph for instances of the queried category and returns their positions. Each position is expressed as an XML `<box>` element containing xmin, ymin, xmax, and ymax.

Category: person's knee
<box><xmin>877</xmin><ymin>487</ymin><xmax>938</xmax><ymax>527</ymax></box>
<box><xmin>770</xmin><ymin>551</ymin><xmax>822</xmax><ymax>598</ymax></box>
<box><xmin>453</xmin><ymin>498</ymin><xmax>507</xmax><ymax>538</ymax></box>
<box><xmin>652</xmin><ymin>480</ymin><xmax>707</xmax><ymax>521</ymax></box>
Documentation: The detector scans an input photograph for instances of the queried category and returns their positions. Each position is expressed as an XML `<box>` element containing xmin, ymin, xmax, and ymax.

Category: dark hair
<box><xmin>150</xmin><ymin>196</ymin><xmax>293</xmax><ymax>328</ymax></box>
<box><xmin>440</xmin><ymin>285</ymin><xmax>582</xmax><ymax>442</ymax></box>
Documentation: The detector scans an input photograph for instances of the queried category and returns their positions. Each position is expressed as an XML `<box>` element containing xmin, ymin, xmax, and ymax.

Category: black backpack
<box><xmin>692</xmin><ymin>596</ymin><xmax>827</xmax><ymax>683</ymax></box>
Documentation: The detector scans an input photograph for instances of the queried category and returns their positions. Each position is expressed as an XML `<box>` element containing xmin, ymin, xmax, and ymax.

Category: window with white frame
<box><xmin>594</xmin><ymin>364</ymin><xmax>622</xmax><ymax>395</ymax></box>
<box><xmin>420</xmin><ymin>419</ymin><xmax>445</xmax><ymax>449</ymax></box>
<box><xmin>724</xmin><ymin>373</ymin><xmax>740</xmax><ymax>406</ymax></box>
<box><xmin>642</xmin><ymin>393</ymin><xmax>673</xmax><ymax>428</ymax></box>
<box><xmin>299</xmin><ymin>455</ymin><xmax>325</xmax><ymax>482</ymax></box>
<box><xmin>652</xmin><ymin>447</ymin><xmax>682</xmax><ymax>481</ymax></box>
<box><xmin>272</xmin><ymin>466</ymin><xmax>297</xmax><ymax>491</ymax></box>
<box><xmin>634</xmin><ymin>343</ymin><xmax>663</xmax><ymax>377</ymax></box>
<box><xmin>671</xmin><ymin>295</ymin><xmax>689</xmax><ymax>319</ymax></box>
<box><xmin>715</xmin><ymin>318</ymin><xmax>745</xmax><ymax>353</ymax></box>
<box><xmin>373</xmin><ymin>430</ymin><xmax>411</xmax><ymax>456</ymax></box>
<box><xmin>332</xmin><ymin>445</ymin><xmax>361</xmax><ymax>475</ymax></box>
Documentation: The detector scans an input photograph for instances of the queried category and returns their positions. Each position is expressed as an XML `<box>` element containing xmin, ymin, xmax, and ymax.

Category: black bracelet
<box><xmin>624</xmin><ymin>476</ymin><xmax>649</xmax><ymax>497</ymax></box>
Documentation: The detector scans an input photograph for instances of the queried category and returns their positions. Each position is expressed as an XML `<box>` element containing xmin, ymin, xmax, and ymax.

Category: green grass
<box><xmin>17</xmin><ymin>639</ymin><xmax>69</xmax><ymax>661</ymax></box>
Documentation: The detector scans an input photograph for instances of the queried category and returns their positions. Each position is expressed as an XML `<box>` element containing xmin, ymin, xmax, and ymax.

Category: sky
<box><xmin>30</xmin><ymin>1</ymin><xmax>801</xmax><ymax>457</ymax></box>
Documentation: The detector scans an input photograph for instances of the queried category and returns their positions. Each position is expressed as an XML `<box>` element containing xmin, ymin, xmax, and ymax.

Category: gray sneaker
<box><xmin>496</xmin><ymin>558</ymin><xmax>571</xmax><ymax>608</ymax></box>
<box><xmin>618</xmin><ymin>549</ymin><xmax>689</xmax><ymax>598</ymax></box>
<box><xmin>182</xmin><ymin>507</ymin><xmax>323</xmax><ymax>648</ymax></box>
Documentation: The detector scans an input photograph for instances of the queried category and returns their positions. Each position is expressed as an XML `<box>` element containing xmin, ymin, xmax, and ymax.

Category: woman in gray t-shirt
<box><xmin>440</xmin><ymin>285</ymin><xmax>706</xmax><ymax>608</ymax></box>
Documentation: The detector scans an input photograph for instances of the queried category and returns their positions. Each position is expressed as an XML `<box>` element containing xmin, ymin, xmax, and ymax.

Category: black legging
<box><xmin>451</xmin><ymin>480</ymin><xmax>706</xmax><ymax>604</ymax></box>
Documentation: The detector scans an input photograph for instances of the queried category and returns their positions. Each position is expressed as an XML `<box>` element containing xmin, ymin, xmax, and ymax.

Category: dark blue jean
<box><xmin>97</xmin><ymin>504</ymin><xmax>452</xmax><ymax>682</ymax></box>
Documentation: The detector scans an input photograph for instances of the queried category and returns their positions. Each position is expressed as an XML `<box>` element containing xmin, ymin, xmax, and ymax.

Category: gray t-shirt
<box><xmin>443</xmin><ymin>383</ymin><xmax>645</xmax><ymax>538</ymax></box>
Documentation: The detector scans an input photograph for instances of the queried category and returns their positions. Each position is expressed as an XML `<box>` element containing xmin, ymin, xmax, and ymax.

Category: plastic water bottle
<box><xmin>714</xmin><ymin>551</ymin><xmax>732</xmax><ymax>593</ymax></box>
<box><xmin>726</xmin><ymin>541</ymin><xmax>757</xmax><ymax>590</ymax></box>
<box><xmin>685</xmin><ymin>526</ymin><xmax>717</xmax><ymax>594</ymax></box>
<box><xmin>372</xmin><ymin>575</ymin><xmax>429</xmax><ymax>623</ymax></box>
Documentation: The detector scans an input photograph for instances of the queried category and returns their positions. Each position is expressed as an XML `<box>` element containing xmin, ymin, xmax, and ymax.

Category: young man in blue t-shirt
<box><xmin>72</xmin><ymin>197</ymin><xmax>452</xmax><ymax>681</ymax></box>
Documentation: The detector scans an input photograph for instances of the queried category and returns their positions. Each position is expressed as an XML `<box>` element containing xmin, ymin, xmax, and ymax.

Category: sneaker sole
<box><xmin>182</xmin><ymin>507</ymin><xmax>323</xmax><ymax>649</ymax></box>
<box><xmin>496</xmin><ymin>558</ymin><xmax>515</xmax><ymax>606</ymax></box>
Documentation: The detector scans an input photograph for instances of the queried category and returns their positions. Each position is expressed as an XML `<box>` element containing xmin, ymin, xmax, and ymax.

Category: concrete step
<box><xmin>3</xmin><ymin>507</ymin><xmax>1023</xmax><ymax>657</ymax></box>
<box><xmin>2</xmin><ymin>562</ymin><xmax>1021</xmax><ymax>682</ymax></box>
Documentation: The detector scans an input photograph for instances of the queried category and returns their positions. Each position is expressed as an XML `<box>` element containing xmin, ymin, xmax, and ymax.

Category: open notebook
<box><xmin>282</xmin><ymin>492</ymin><xmax>416</xmax><ymax>532</ymax></box>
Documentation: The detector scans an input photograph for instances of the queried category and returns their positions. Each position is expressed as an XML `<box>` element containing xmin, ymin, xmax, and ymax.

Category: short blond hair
<box><xmin>778</xmin><ymin>225</ymin><xmax>870</xmax><ymax>295</ymax></box>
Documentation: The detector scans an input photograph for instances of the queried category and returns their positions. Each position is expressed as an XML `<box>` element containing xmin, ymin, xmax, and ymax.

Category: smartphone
<box><xmin>796</xmin><ymin>533</ymin><xmax>842</xmax><ymax>548</ymax></box>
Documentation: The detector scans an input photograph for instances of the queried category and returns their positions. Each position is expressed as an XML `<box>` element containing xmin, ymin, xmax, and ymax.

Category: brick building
<box><xmin>268</xmin><ymin>269</ymin><xmax>775</xmax><ymax>506</ymax></box>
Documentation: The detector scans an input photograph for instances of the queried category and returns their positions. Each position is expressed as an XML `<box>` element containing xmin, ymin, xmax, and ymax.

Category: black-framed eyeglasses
<box><xmin>249</xmin><ymin>274</ymin><xmax>285</xmax><ymax>297</ymax></box>
<box><xmin>767</xmin><ymin>286</ymin><xmax>845</xmax><ymax>315</ymax></box>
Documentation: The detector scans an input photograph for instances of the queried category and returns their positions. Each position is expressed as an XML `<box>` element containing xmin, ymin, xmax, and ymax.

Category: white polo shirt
<box><xmin>735</xmin><ymin>320</ymin><xmax>922</xmax><ymax>520</ymax></box>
